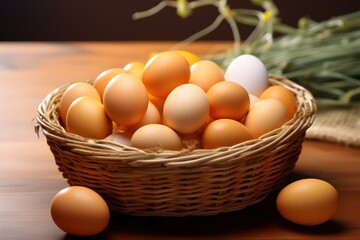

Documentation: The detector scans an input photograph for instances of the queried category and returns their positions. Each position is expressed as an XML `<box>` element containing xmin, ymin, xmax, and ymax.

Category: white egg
<box><xmin>224</xmin><ymin>54</ymin><xmax>269</xmax><ymax>97</ymax></box>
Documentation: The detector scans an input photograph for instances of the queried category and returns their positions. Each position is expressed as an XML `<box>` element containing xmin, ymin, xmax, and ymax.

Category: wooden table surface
<box><xmin>0</xmin><ymin>42</ymin><xmax>359</xmax><ymax>240</ymax></box>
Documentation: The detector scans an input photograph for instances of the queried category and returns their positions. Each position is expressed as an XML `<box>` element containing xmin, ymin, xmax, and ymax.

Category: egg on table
<box><xmin>51</xmin><ymin>186</ymin><xmax>110</xmax><ymax>236</ymax></box>
<box><xmin>276</xmin><ymin>178</ymin><xmax>339</xmax><ymax>226</ymax></box>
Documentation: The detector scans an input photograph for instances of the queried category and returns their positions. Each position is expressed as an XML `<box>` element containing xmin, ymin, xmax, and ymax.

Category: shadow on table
<box><xmin>63</xmin><ymin>171</ymin><xmax>346</xmax><ymax>239</ymax></box>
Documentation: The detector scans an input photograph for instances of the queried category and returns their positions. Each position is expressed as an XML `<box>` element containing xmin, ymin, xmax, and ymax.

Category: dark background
<box><xmin>0</xmin><ymin>0</ymin><xmax>359</xmax><ymax>41</ymax></box>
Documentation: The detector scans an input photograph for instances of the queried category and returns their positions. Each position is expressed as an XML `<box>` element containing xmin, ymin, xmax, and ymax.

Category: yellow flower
<box><xmin>177</xmin><ymin>0</ymin><xmax>192</xmax><ymax>18</ymax></box>
<box><xmin>262</xmin><ymin>11</ymin><xmax>273</xmax><ymax>22</ymax></box>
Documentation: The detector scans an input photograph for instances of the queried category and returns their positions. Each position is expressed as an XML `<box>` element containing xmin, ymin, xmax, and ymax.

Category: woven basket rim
<box><xmin>36</xmin><ymin>75</ymin><xmax>317</xmax><ymax>167</ymax></box>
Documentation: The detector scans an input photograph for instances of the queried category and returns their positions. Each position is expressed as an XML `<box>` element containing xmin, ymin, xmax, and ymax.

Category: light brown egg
<box><xmin>276</xmin><ymin>178</ymin><xmax>339</xmax><ymax>226</ymax></box>
<box><xmin>245</xmin><ymin>99</ymin><xmax>289</xmax><ymax>138</ymax></box>
<box><xmin>207</xmin><ymin>81</ymin><xmax>250</xmax><ymax>120</ymax></box>
<box><xmin>59</xmin><ymin>82</ymin><xmax>101</xmax><ymax>125</ymax></box>
<box><xmin>50</xmin><ymin>186</ymin><xmax>110</xmax><ymax>236</ymax></box>
<box><xmin>66</xmin><ymin>96</ymin><xmax>113</xmax><ymax>139</ymax></box>
<box><xmin>103</xmin><ymin>73</ymin><xmax>148</xmax><ymax>126</ymax></box>
<box><xmin>189</xmin><ymin>60</ymin><xmax>224</xmax><ymax>92</ymax></box>
<box><xmin>260</xmin><ymin>85</ymin><xmax>297</xmax><ymax>119</ymax></box>
<box><xmin>163</xmin><ymin>84</ymin><xmax>209</xmax><ymax>134</ymax></box>
<box><xmin>131</xmin><ymin>124</ymin><xmax>183</xmax><ymax>151</ymax></box>
<box><xmin>142</xmin><ymin>51</ymin><xmax>190</xmax><ymax>98</ymax></box>
<box><xmin>202</xmin><ymin>119</ymin><xmax>253</xmax><ymax>149</ymax></box>
<box><xmin>93</xmin><ymin>68</ymin><xmax>126</xmax><ymax>100</ymax></box>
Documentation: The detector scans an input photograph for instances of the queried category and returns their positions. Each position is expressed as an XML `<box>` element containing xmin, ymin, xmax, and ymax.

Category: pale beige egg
<box><xmin>131</xmin><ymin>124</ymin><xmax>183</xmax><ymax>151</ymax></box>
<box><xmin>66</xmin><ymin>96</ymin><xmax>113</xmax><ymax>139</ymax></box>
<box><xmin>163</xmin><ymin>83</ymin><xmax>209</xmax><ymax>134</ymax></box>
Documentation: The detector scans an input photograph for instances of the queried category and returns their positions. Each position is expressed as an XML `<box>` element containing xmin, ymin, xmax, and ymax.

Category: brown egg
<box><xmin>276</xmin><ymin>179</ymin><xmax>339</xmax><ymax>226</ymax></box>
<box><xmin>189</xmin><ymin>60</ymin><xmax>224</xmax><ymax>92</ymax></box>
<box><xmin>245</xmin><ymin>99</ymin><xmax>289</xmax><ymax>138</ymax></box>
<box><xmin>93</xmin><ymin>68</ymin><xmax>127</xmax><ymax>100</ymax></box>
<box><xmin>260</xmin><ymin>85</ymin><xmax>297</xmax><ymax>119</ymax></box>
<box><xmin>66</xmin><ymin>96</ymin><xmax>113</xmax><ymax>139</ymax></box>
<box><xmin>51</xmin><ymin>186</ymin><xmax>110</xmax><ymax>236</ymax></box>
<box><xmin>59</xmin><ymin>82</ymin><xmax>101</xmax><ymax>125</ymax></box>
<box><xmin>131</xmin><ymin>124</ymin><xmax>183</xmax><ymax>151</ymax></box>
<box><xmin>202</xmin><ymin>119</ymin><xmax>253</xmax><ymax>149</ymax></box>
<box><xmin>103</xmin><ymin>73</ymin><xmax>148</xmax><ymax>126</ymax></box>
<box><xmin>142</xmin><ymin>51</ymin><xmax>190</xmax><ymax>98</ymax></box>
<box><xmin>207</xmin><ymin>81</ymin><xmax>250</xmax><ymax>120</ymax></box>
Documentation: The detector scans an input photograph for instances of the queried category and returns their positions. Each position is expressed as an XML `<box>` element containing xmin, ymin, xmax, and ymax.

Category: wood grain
<box><xmin>0</xmin><ymin>42</ymin><xmax>359</xmax><ymax>240</ymax></box>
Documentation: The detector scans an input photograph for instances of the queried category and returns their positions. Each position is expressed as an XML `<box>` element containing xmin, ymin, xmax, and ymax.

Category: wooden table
<box><xmin>0</xmin><ymin>42</ymin><xmax>359</xmax><ymax>239</ymax></box>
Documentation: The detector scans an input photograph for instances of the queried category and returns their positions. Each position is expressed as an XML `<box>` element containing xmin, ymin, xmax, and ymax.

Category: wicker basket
<box><xmin>36</xmin><ymin>75</ymin><xmax>316</xmax><ymax>217</ymax></box>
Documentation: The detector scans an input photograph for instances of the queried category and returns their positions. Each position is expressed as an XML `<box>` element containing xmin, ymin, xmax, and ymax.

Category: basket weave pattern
<box><xmin>36</xmin><ymin>75</ymin><xmax>316</xmax><ymax>216</ymax></box>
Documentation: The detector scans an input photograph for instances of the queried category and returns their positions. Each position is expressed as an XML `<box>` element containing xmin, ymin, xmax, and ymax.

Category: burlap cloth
<box><xmin>306</xmin><ymin>105</ymin><xmax>360</xmax><ymax>147</ymax></box>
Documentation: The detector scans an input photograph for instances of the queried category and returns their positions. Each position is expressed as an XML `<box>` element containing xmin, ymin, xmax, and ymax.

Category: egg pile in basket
<box><xmin>36</xmin><ymin>51</ymin><xmax>316</xmax><ymax>216</ymax></box>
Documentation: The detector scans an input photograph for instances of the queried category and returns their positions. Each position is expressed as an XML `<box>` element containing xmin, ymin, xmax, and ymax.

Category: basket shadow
<box><xmin>108</xmin><ymin>199</ymin><xmax>281</xmax><ymax>237</ymax></box>
<box><xmin>104</xmin><ymin>171</ymin><xmax>346</xmax><ymax>238</ymax></box>
<box><xmin>61</xmin><ymin>171</ymin><xmax>346</xmax><ymax>240</ymax></box>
